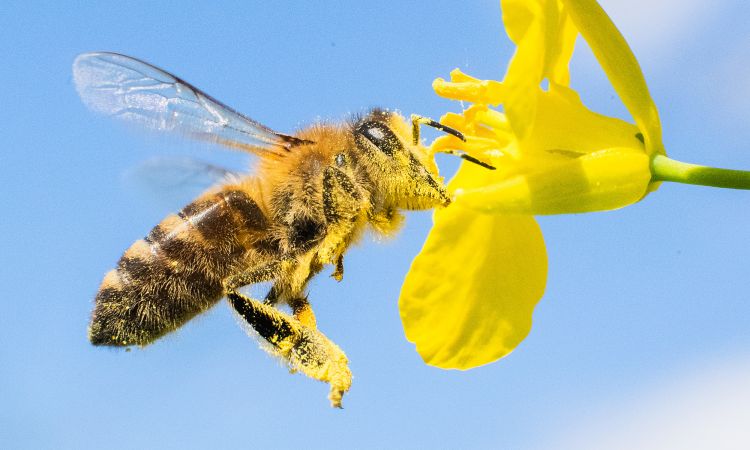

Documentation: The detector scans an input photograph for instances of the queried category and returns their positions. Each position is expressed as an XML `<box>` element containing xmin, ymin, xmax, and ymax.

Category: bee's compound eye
<box><xmin>335</xmin><ymin>153</ymin><xmax>346</xmax><ymax>167</ymax></box>
<box><xmin>365</xmin><ymin>127</ymin><xmax>385</xmax><ymax>141</ymax></box>
<box><xmin>357</xmin><ymin>121</ymin><xmax>400</xmax><ymax>156</ymax></box>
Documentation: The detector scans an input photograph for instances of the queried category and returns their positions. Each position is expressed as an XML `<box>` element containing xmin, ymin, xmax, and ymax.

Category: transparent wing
<box><xmin>122</xmin><ymin>156</ymin><xmax>244</xmax><ymax>210</ymax></box>
<box><xmin>72</xmin><ymin>52</ymin><xmax>309</xmax><ymax>158</ymax></box>
<box><xmin>125</xmin><ymin>156</ymin><xmax>242</xmax><ymax>191</ymax></box>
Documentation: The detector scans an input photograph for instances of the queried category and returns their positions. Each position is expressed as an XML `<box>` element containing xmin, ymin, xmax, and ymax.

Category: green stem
<box><xmin>651</xmin><ymin>155</ymin><xmax>750</xmax><ymax>190</ymax></box>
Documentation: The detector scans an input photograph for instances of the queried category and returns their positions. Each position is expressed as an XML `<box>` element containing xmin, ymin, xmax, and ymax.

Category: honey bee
<box><xmin>73</xmin><ymin>52</ymin><xmax>485</xmax><ymax>408</ymax></box>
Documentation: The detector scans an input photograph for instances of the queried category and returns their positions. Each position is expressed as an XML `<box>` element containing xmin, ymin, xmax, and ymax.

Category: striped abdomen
<box><xmin>90</xmin><ymin>188</ymin><xmax>272</xmax><ymax>346</ymax></box>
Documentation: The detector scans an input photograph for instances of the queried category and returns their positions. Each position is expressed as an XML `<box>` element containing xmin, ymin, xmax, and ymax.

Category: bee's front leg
<box><xmin>331</xmin><ymin>254</ymin><xmax>344</xmax><ymax>282</ymax></box>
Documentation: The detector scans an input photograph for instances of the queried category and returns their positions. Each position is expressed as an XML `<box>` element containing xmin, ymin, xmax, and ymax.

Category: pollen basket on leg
<box><xmin>228</xmin><ymin>292</ymin><xmax>352</xmax><ymax>408</ymax></box>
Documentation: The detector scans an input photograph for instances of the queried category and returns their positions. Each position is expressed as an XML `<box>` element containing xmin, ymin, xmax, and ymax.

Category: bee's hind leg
<box><xmin>288</xmin><ymin>295</ymin><xmax>317</xmax><ymax>329</ymax></box>
<box><xmin>224</xmin><ymin>272</ymin><xmax>351</xmax><ymax>408</ymax></box>
<box><xmin>262</xmin><ymin>284</ymin><xmax>317</xmax><ymax>329</ymax></box>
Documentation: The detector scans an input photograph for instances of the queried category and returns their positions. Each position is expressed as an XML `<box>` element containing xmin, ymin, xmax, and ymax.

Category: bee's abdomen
<box><xmin>90</xmin><ymin>189</ymin><xmax>270</xmax><ymax>347</ymax></box>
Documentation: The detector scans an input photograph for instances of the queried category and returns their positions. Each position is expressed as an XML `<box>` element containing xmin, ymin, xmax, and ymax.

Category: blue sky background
<box><xmin>2</xmin><ymin>1</ymin><xmax>750</xmax><ymax>449</ymax></box>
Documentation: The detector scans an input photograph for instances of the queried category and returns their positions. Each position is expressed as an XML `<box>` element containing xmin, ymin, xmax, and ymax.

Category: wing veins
<box><xmin>73</xmin><ymin>52</ymin><xmax>306</xmax><ymax>157</ymax></box>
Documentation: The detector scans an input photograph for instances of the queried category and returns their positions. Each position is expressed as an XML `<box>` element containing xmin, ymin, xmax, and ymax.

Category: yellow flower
<box><xmin>399</xmin><ymin>0</ymin><xmax>665</xmax><ymax>369</ymax></box>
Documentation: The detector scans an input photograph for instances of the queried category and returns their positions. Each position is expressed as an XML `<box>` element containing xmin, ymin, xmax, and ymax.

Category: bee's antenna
<box><xmin>441</xmin><ymin>150</ymin><xmax>496</xmax><ymax>170</ymax></box>
<box><xmin>411</xmin><ymin>114</ymin><xmax>495</xmax><ymax>170</ymax></box>
<box><xmin>411</xmin><ymin>114</ymin><xmax>466</xmax><ymax>144</ymax></box>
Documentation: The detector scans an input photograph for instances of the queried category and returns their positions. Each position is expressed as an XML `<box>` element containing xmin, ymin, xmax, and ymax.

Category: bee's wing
<box><xmin>126</xmin><ymin>156</ymin><xmax>242</xmax><ymax>192</ymax></box>
<box><xmin>123</xmin><ymin>156</ymin><xmax>244</xmax><ymax>209</ymax></box>
<box><xmin>73</xmin><ymin>52</ymin><xmax>309</xmax><ymax>158</ymax></box>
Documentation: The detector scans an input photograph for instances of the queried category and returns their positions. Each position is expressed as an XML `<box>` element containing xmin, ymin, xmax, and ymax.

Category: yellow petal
<box><xmin>501</xmin><ymin>0</ymin><xmax>580</xmax><ymax>137</ymax></box>
<box><xmin>454</xmin><ymin>146</ymin><xmax>651</xmax><ymax>214</ymax></box>
<box><xmin>527</xmin><ymin>85</ymin><xmax>643</xmax><ymax>155</ymax></box>
<box><xmin>543</xmin><ymin>4</ymin><xmax>578</xmax><ymax>87</ymax></box>
<box><xmin>561</xmin><ymin>0</ymin><xmax>664</xmax><ymax>155</ymax></box>
<box><xmin>399</xmin><ymin>206</ymin><xmax>547</xmax><ymax>369</ymax></box>
<box><xmin>501</xmin><ymin>0</ymin><xmax>548</xmax><ymax>139</ymax></box>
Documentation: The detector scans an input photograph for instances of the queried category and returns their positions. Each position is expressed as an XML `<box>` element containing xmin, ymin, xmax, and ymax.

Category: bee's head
<box><xmin>353</xmin><ymin>110</ymin><xmax>450</xmax><ymax>210</ymax></box>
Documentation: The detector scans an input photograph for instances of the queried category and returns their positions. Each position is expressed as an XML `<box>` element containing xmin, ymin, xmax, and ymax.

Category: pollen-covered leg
<box><xmin>224</xmin><ymin>261</ymin><xmax>283</xmax><ymax>290</ymax></box>
<box><xmin>227</xmin><ymin>290</ymin><xmax>351</xmax><ymax>408</ymax></box>
<box><xmin>289</xmin><ymin>296</ymin><xmax>317</xmax><ymax>329</ymax></box>
<box><xmin>331</xmin><ymin>254</ymin><xmax>344</xmax><ymax>282</ymax></box>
